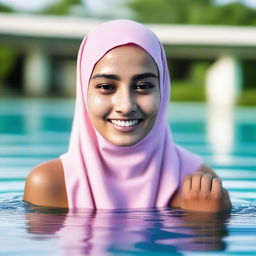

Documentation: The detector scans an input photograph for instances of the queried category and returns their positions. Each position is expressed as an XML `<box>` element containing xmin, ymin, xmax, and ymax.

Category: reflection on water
<box><xmin>0</xmin><ymin>197</ymin><xmax>252</xmax><ymax>256</ymax></box>
<box><xmin>207</xmin><ymin>106</ymin><xmax>235</xmax><ymax>155</ymax></box>
<box><xmin>24</xmin><ymin>203</ymin><xmax>229</xmax><ymax>256</ymax></box>
<box><xmin>0</xmin><ymin>196</ymin><xmax>233</xmax><ymax>255</ymax></box>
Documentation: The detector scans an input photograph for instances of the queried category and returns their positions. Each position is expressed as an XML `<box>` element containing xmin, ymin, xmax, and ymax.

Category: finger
<box><xmin>182</xmin><ymin>175</ymin><xmax>192</xmax><ymax>195</ymax></box>
<box><xmin>191</xmin><ymin>172</ymin><xmax>203</xmax><ymax>192</ymax></box>
<box><xmin>211</xmin><ymin>177</ymin><xmax>222</xmax><ymax>198</ymax></box>
<box><xmin>200</xmin><ymin>174</ymin><xmax>213</xmax><ymax>196</ymax></box>
<box><xmin>201</xmin><ymin>174</ymin><xmax>213</xmax><ymax>192</ymax></box>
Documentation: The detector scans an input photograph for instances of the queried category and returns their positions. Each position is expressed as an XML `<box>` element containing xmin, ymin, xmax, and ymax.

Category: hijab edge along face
<box><xmin>88</xmin><ymin>44</ymin><xmax>164</xmax><ymax>149</ymax></box>
<box><xmin>78</xmin><ymin>20</ymin><xmax>171</xmax><ymax>150</ymax></box>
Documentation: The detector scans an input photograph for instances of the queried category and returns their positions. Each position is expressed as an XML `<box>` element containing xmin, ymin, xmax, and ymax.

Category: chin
<box><xmin>109</xmin><ymin>136</ymin><xmax>140</xmax><ymax>147</ymax></box>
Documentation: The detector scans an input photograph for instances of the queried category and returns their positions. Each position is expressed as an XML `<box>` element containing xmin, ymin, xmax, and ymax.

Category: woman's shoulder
<box><xmin>23</xmin><ymin>158</ymin><xmax>68</xmax><ymax>208</ymax></box>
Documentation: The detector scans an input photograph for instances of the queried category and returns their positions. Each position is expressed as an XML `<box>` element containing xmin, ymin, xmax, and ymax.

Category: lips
<box><xmin>107</xmin><ymin>119</ymin><xmax>143</xmax><ymax>132</ymax></box>
<box><xmin>110</xmin><ymin>119</ymin><xmax>139</xmax><ymax>127</ymax></box>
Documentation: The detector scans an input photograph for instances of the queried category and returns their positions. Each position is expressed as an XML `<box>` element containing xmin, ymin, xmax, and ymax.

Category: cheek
<box><xmin>139</xmin><ymin>94</ymin><xmax>160</xmax><ymax>117</ymax></box>
<box><xmin>87</xmin><ymin>93</ymin><xmax>111</xmax><ymax>120</ymax></box>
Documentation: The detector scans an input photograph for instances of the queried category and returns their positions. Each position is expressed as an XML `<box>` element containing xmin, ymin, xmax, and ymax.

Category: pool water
<box><xmin>0</xmin><ymin>99</ymin><xmax>256</xmax><ymax>256</ymax></box>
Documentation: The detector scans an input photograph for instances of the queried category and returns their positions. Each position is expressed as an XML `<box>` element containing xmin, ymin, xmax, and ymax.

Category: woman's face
<box><xmin>87</xmin><ymin>45</ymin><xmax>160</xmax><ymax>146</ymax></box>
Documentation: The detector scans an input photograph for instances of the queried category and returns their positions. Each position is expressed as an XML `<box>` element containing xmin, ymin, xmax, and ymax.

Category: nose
<box><xmin>113</xmin><ymin>87</ymin><xmax>137</xmax><ymax>114</ymax></box>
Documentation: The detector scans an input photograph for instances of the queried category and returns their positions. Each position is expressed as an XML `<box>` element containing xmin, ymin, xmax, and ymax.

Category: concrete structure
<box><xmin>1</xmin><ymin>13</ymin><xmax>256</xmax><ymax>103</ymax></box>
<box><xmin>206</xmin><ymin>55</ymin><xmax>242</xmax><ymax>107</ymax></box>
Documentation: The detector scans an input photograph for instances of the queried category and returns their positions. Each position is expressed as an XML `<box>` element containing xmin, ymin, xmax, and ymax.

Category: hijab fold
<box><xmin>60</xmin><ymin>20</ymin><xmax>202</xmax><ymax>209</ymax></box>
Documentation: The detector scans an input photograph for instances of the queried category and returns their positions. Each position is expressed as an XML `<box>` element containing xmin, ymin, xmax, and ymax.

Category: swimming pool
<box><xmin>0</xmin><ymin>98</ymin><xmax>256</xmax><ymax>255</ymax></box>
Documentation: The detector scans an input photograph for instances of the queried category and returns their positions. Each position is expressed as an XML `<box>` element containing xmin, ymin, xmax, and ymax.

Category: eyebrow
<box><xmin>91</xmin><ymin>72</ymin><xmax>158</xmax><ymax>81</ymax></box>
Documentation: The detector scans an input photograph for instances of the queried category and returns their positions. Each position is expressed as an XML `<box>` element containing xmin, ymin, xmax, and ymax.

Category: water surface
<box><xmin>0</xmin><ymin>99</ymin><xmax>256</xmax><ymax>255</ymax></box>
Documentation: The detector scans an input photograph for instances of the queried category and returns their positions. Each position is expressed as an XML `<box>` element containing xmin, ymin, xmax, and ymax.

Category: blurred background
<box><xmin>0</xmin><ymin>0</ymin><xmax>256</xmax><ymax>105</ymax></box>
<box><xmin>1</xmin><ymin>4</ymin><xmax>256</xmax><ymax>254</ymax></box>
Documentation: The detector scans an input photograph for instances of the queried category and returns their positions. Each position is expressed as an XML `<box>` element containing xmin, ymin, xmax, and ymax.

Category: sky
<box><xmin>0</xmin><ymin>0</ymin><xmax>256</xmax><ymax>13</ymax></box>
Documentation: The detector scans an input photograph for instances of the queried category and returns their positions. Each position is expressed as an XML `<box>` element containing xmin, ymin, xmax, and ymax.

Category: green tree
<box><xmin>125</xmin><ymin>0</ymin><xmax>256</xmax><ymax>25</ymax></box>
<box><xmin>0</xmin><ymin>3</ymin><xmax>13</xmax><ymax>12</ymax></box>
<box><xmin>0</xmin><ymin>3</ymin><xmax>15</xmax><ymax>94</ymax></box>
<box><xmin>0</xmin><ymin>47</ymin><xmax>17</xmax><ymax>94</ymax></box>
<box><xmin>40</xmin><ymin>0</ymin><xmax>84</xmax><ymax>15</ymax></box>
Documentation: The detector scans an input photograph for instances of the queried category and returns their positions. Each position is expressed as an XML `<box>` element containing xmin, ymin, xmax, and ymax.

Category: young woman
<box><xmin>23</xmin><ymin>20</ymin><xmax>232</xmax><ymax>212</ymax></box>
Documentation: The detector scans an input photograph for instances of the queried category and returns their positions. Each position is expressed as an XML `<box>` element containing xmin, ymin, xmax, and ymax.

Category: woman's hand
<box><xmin>180</xmin><ymin>172</ymin><xmax>232</xmax><ymax>212</ymax></box>
<box><xmin>169</xmin><ymin>165</ymin><xmax>232</xmax><ymax>213</ymax></box>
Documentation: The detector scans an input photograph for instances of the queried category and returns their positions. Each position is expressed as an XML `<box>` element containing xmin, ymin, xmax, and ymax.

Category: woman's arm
<box><xmin>23</xmin><ymin>159</ymin><xmax>68</xmax><ymax>208</ymax></box>
<box><xmin>170</xmin><ymin>164</ymin><xmax>232</xmax><ymax>212</ymax></box>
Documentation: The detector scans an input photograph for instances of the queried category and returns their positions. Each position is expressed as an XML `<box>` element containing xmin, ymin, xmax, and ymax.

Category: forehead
<box><xmin>91</xmin><ymin>45</ymin><xmax>159</xmax><ymax>75</ymax></box>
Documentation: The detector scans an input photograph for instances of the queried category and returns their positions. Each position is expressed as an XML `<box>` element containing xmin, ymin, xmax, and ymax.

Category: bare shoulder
<box><xmin>23</xmin><ymin>158</ymin><xmax>68</xmax><ymax>208</ymax></box>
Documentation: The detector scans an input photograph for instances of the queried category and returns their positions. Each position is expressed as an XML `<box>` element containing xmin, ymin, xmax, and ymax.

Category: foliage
<box><xmin>171</xmin><ymin>80</ymin><xmax>206</xmax><ymax>102</ymax></box>
<box><xmin>237</xmin><ymin>89</ymin><xmax>256</xmax><ymax>106</ymax></box>
<box><xmin>189</xmin><ymin>62</ymin><xmax>211</xmax><ymax>85</ymax></box>
<box><xmin>0</xmin><ymin>46</ymin><xmax>17</xmax><ymax>92</ymax></box>
<box><xmin>170</xmin><ymin>61</ymin><xmax>210</xmax><ymax>102</ymax></box>
<box><xmin>40</xmin><ymin>0</ymin><xmax>83</xmax><ymax>15</ymax></box>
<box><xmin>0</xmin><ymin>47</ymin><xmax>17</xmax><ymax>78</ymax></box>
<box><xmin>243</xmin><ymin>60</ymin><xmax>256</xmax><ymax>89</ymax></box>
<box><xmin>0</xmin><ymin>3</ymin><xmax>13</xmax><ymax>12</ymax></box>
<box><xmin>0</xmin><ymin>4</ymin><xmax>15</xmax><ymax>93</ymax></box>
<box><xmin>125</xmin><ymin>0</ymin><xmax>256</xmax><ymax>26</ymax></box>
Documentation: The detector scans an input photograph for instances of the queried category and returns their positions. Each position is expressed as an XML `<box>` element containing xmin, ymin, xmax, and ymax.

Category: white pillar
<box><xmin>205</xmin><ymin>55</ymin><xmax>241</xmax><ymax>156</ymax></box>
<box><xmin>206</xmin><ymin>55</ymin><xmax>242</xmax><ymax>107</ymax></box>
<box><xmin>23</xmin><ymin>47</ymin><xmax>51</xmax><ymax>96</ymax></box>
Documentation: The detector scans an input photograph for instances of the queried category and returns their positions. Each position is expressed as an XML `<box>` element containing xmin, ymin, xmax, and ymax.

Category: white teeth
<box><xmin>110</xmin><ymin>119</ymin><xmax>139</xmax><ymax>127</ymax></box>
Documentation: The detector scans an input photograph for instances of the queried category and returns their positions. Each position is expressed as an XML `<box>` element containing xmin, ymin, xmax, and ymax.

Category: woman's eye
<box><xmin>95</xmin><ymin>84</ymin><xmax>115</xmax><ymax>93</ymax></box>
<box><xmin>133</xmin><ymin>83</ymin><xmax>155</xmax><ymax>91</ymax></box>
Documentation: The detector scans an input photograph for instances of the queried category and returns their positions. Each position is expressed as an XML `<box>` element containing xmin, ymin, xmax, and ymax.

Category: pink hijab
<box><xmin>60</xmin><ymin>19</ymin><xmax>202</xmax><ymax>209</ymax></box>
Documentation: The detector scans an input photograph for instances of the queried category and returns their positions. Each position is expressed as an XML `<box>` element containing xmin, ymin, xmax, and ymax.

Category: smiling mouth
<box><xmin>106</xmin><ymin>119</ymin><xmax>143</xmax><ymax>131</ymax></box>
<box><xmin>109</xmin><ymin>119</ymin><xmax>142</xmax><ymax>127</ymax></box>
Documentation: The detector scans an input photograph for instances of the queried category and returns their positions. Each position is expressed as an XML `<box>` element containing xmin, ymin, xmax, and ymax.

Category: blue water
<box><xmin>0</xmin><ymin>99</ymin><xmax>256</xmax><ymax>255</ymax></box>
